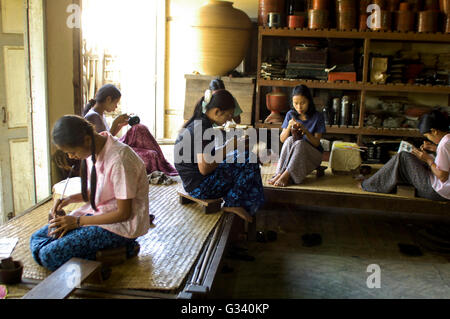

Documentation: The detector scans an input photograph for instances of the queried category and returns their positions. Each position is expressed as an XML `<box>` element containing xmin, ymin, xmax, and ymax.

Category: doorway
<box><xmin>81</xmin><ymin>0</ymin><xmax>165</xmax><ymax>138</ymax></box>
<box><xmin>0</xmin><ymin>0</ymin><xmax>50</xmax><ymax>223</ymax></box>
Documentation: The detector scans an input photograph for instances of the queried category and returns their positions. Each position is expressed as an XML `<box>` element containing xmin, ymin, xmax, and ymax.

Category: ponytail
<box><xmin>80</xmin><ymin>129</ymin><xmax>98</xmax><ymax>211</ymax></box>
<box><xmin>83</xmin><ymin>99</ymin><xmax>96</xmax><ymax>116</ymax></box>
<box><xmin>183</xmin><ymin>97</ymin><xmax>205</xmax><ymax>128</ymax></box>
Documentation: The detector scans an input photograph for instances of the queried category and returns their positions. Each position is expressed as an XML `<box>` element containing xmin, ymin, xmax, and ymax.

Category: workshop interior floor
<box><xmin>160</xmin><ymin>145</ymin><xmax>450</xmax><ymax>299</ymax></box>
<box><xmin>209</xmin><ymin>204</ymin><xmax>450</xmax><ymax>299</ymax></box>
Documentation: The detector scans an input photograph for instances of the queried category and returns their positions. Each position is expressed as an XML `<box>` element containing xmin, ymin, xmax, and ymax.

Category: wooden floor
<box><xmin>210</xmin><ymin>204</ymin><xmax>450</xmax><ymax>299</ymax></box>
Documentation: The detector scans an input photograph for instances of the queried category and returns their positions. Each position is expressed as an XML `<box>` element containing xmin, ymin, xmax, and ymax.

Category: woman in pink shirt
<box><xmin>30</xmin><ymin>115</ymin><xmax>150</xmax><ymax>271</ymax></box>
<box><xmin>361</xmin><ymin>110</ymin><xmax>449</xmax><ymax>201</ymax></box>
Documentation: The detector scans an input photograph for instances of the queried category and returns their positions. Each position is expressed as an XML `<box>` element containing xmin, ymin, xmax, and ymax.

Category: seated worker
<box><xmin>30</xmin><ymin>115</ymin><xmax>150</xmax><ymax>271</ymax></box>
<box><xmin>174</xmin><ymin>89</ymin><xmax>264</xmax><ymax>223</ymax></box>
<box><xmin>360</xmin><ymin>109</ymin><xmax>449</xmax><ymax>201</ymax></box>
<box><xmin>268</xmin><ymin>85</ymin><xmax>326</xmax><ymax>187</ymax></box>
<box><xmin>209</xmin><ymin>78</ymin><xmax>242</xmax><ymax>125</ymax></box>
<box><xmin>83</xmin><ymin>84</ymin><xmax>177</xmax><ymax>176</ymax></box>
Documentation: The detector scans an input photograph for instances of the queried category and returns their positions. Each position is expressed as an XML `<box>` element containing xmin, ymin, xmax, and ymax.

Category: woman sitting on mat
<box><xmin>174</xmin><ymin>89</ymin><xmax>264</xmax><ymax>223</ymax></box>
<box><xmin>268</xmin><ymin>85</ymin><xmax>326</xmax><ymax>187</ymax></box>
<box><xmin>30</xmin><ymin>115</ymin><xmax>150</xmax><ymax>271</ymax></box>
<box><xmin>83</xmin><ymin>84</ymin><xmax>177</xmax><ymax>176</ymax></box>
<box><xmin>209</xmin><ymin>78</ymin><xmax>242</xmax><ymax>125</ymax></box>
<box><xmin>360</xmin><ymin>110</ymin><xmax>449</xmax><ymax>201</ymax></box>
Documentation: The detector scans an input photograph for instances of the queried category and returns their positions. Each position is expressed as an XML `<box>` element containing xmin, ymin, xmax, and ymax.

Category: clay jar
<box><xmin>360</xmin><ymin>13</ymin><xmax>369</xmax><ymax>30</ymax></box>
<box><xmin>336</xmin><ymin>0</ymin><xmax>357</xmax><ymax>30</ymax></box>
<box><xmin>258</xmin><ymin>0</ymin><xmax>285</xmax><ymax>26</ymax></box>
<box><xmin>312</xmin><ymin>0</ymin><xmax>329</xmax><ymax>10</ymax></box>
<box><xmin>265</xmin><ymin>87</ymin><xmax>288</xmax><ymax>124</ymax></box>
<box><xmin>308</xmin><ymin>9</ymin><xmax>329</xmax><ymax>29</ymax></box>
<box><xmin>191</xmin><ymin>1</ymin><xmax>252</xmax><ymax>76</ymax></box>
<box><xmin>441</xmin><ymin>0</ymin><xmax>450</xmax><ymax>13</ymax></box>
<box><xmin>446</xmin><ymin>14</ymin><xmax>450</xmax><ymax>32</ymax></box>
<box><xmin>371</xmin><ymin>10</ymin><xmax>393</xmax><ymax>30</ymax></box>
<box><xmin>288</xmin><ymin>15</ymin><xmax>306</xmax><ymax>28</ymax></box>
<box><xmin>417</xmin><ymin>10</ymin><xmax>439</xmax><ymax>32</ymax></box>
<box><xmin>387</xmin><ymin>0</ymin><xmax>400</xmax><ymax>11</ymax></box>
<box><xmin>396</xmin><ymin>3</ymin><xmax>415</xmax><ymax>31</ymax></box>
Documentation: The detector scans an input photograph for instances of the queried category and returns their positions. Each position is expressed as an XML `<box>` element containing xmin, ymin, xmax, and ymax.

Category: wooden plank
<box><xmin>22</xmin><ymin>258</ymin><xmax>101</xmax><ymax>299</ymax></box>
<box><xmin>258</xmin><ymin>78</ymin><xmax>450</xmax><ymax>95</ymax></box>
<box><xmin>259</xmin><ymin>26</ymin><xmax>450</xmax><ymax>43</ymax></box>
<box><xmin>178</xmin><ymin>191</ymin><xmax>222</xmax><ymax>208</ymax></box>
<box><xmin>263</xmin><ymin>187</ymin><xmax>450</xmax><ymax>217</ymax></box>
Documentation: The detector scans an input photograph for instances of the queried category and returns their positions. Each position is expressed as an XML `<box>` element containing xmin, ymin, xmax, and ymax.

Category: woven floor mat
<box><xmin>0</xmin><ymin>183</ymin><xmax>223</xmax><ymax>291</ymax></box>
<box><xmin>261</xmin><ymin>162</ymin><xmax>425</xmax><ymax>200</ymax></box>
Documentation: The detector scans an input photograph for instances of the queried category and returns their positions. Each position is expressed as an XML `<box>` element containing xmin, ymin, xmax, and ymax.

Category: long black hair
<box><xmin>52</xmin><ymin>115</ymin><xmax>98</xmax><ymax>211</ymax></box>
<box><xmin>291</xmin><ymin>85</ymin><xmax>316</xmax><ymax>118</ymax></box>
<box><xmin>183</xmin><ymin>89</ymin><xmax>235</xmax><ymax>128</ymax></box>
<box><xmin>82</xmin><ymin>84</ymin><xmax>122</xmax><ymax>116</ymax></box>
<box><xmin>418</xmin><ymin>109</ymin><xmax>450</xmax><ymax>134</ymax></box>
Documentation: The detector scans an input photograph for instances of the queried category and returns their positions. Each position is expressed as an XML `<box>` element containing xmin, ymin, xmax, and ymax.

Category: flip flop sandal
<box><xmin>226</xmin><ymin>250</ymin><xmax>255</xmax><ymax>262</ymax></box>
<box><xmin>398</xmin><ymin>243</ymin><xmax>423</xmax><ymax>257</ymax></box>
<box><xmin>301</xmin><ymin>233</ymin><xmax>322</xmax><ymax>247</ymax></box>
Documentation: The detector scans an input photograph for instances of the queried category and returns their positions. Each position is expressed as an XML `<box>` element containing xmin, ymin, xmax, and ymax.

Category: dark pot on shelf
<box><xmin>265</xmin><ymin>87</ymin><xmax>289</xmax><ymax>124</ymax></box>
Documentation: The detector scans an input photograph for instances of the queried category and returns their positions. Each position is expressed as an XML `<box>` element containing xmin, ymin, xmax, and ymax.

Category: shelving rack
<box><xmin>255</xmin><ymin>26</ymin><xmax>450</xmax><ymax>142</ymax></box>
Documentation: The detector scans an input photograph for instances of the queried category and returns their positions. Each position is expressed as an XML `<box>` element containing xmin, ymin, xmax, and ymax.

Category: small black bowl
<box><xmin>0</xmin><ymin>261</ymin><xmax>23</xmax><ymax>285</ymax></box>
<box><xmin>128</xmin><ymin>116</ymin><xmax>140</xmax><ymax>126</ymax></box>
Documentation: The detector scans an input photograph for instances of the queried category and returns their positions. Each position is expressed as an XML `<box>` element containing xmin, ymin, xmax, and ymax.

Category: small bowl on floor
<box><xmin>0</xmin><ymin>261</ymin><xmax>23</xmax><ymax>285</ymax></box>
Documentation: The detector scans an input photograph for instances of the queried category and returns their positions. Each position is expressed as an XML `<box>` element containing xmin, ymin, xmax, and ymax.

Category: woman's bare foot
<box><xmin>274</xmin><ymin>170</ymin><xmax>291</xmax><ymax>187</ymax></box>
<box><xmin>357</xmin><ymin>181</ymin><xmax>364</xmax><ymax>191</ymax></box>
<box><xmin>267</xmin><ymin>174</ymin><xmax>281</xmax><ymax>185</ymax></box>
<box><xmin>223</xmin><ymin>207</ymin><xmax>253</xmax><ymax>223</ymax></box>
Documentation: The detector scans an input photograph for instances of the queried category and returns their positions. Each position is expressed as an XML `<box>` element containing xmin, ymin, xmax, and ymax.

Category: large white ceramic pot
<box><xmin>191</xmin><ymin>1</ymin><xmax>252</xmax><ymax>76</ymax></box>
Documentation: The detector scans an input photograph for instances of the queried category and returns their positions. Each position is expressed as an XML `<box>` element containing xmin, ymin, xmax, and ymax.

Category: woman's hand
<box><xmin>411</xmin><ymin>147</ymin><xmax>434</xmax><ymax>165</ymax></box>
<box><xmin>49</xmin><ymin>215</ymin><xmax>78</xmax><ymax>239</ymax></box>
<box><xmin>296</xmin><ymin>122</ymin><xmax>310</xmax><ymax>136</ymax></box>
<box><xmin>420</xmin><ymin>141</ymin><xmax>437</xmax><ymax>153</ymax></box>
<box><xmin>49</xmin><ymin>197</ymin><xmax>72</xmax><ymax>219</ymax></box>
<box><xmin>288</xmin><ymin>118</ymin><xmax>298</xmax><ymax>129</ymax></box>
<box><xmin>110</xmin><ymin>114</ymin><xmax>130</xmax><ymax>136</ymax></box>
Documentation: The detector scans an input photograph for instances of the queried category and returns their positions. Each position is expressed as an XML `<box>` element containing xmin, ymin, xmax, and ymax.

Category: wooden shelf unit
<box><xmin>255</xmin><ymin>27</ymin><xmax>450</xmax><ymax>143</ymax></box>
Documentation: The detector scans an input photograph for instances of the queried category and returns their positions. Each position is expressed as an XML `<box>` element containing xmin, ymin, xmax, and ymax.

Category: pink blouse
<box><xmin>70</xmin><ymin>132</ymin><xmax>150</xmax><ymax>238</ymax></box>
<box><xmin>430</xmin><ymin>134</ymin><xmax>450</xmax><ymax>200</ymax></box>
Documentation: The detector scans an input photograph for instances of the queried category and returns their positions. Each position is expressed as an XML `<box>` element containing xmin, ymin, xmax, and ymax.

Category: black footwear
<box><xmin>221</xmin><ymin>264</ymin><xmax>234</xmax><ymax>273</ymax></box>
<box><xmin>301</xmin><ymin>233</ymin><xmax>322</xmax><ymax>247</ymax></box>
<box><xmin>256</xmin><ymin>231</ymin><xmax>266</xmax><ymax>243</ymax></box>
<box><xmin>316</xmin><ymin>166</ymin><xmax>326</xmax><ymax>178</ymax></box>
<box><xmin>226</xmin><ymin>250</ymin><xmax>255</xmax><ymax>262</ymax></box>
<box><xmin>398</xmin><ymin>243</ymin><xmax>423</xmax><ymax>257</ymax></box>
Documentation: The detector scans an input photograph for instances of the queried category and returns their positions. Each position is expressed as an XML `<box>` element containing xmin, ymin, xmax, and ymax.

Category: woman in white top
<box><xmin>361</xmin><ymin>110</ymin><xmax>449</xmax><ymax>201</ymax></box>
<box><xmin>83</xmin><ymin>84</ymin><xmax>129</xmax><ymax>136</ymax></box>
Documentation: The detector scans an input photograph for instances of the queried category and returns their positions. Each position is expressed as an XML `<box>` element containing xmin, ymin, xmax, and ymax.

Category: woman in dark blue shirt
<box><xmin>174</xmin><ymin>89</ymin><xmax>264</xmax><ymax>223</ymax></box>
<box><xmin>268</xmin><ymin>85</ymin><xmax>326</xmax><ymax>187</ymax></box>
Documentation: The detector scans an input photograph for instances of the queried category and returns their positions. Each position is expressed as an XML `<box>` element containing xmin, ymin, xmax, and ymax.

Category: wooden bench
<box><xmin>178</xmin><ymin>191</ymin><xmax>223</xmax><ymax>214</ymax></box>
<box><xmin>22</xmin><ymin>258</ymin><xmax>102</xmax><ymax>299</ymax></box>
<box><xmin>264</xmin><ymin>187</ymin><xmax>450</xmax><ymax>217</ymax></box>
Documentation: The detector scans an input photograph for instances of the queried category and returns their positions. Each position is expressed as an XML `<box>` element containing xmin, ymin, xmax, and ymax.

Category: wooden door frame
<box><xmin>72</xmin><ymin>0</ymin><xmax>82</xmax><ymax>116</ymax></box>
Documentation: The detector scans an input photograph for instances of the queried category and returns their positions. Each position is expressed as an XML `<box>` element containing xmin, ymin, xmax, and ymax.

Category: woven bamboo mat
<box><xmin>0</xmin><ymin>183</ymin><xmax>223</xmax><ymax>291</ymax></box>
<box><xmin>262</xmin><ymin>162</ymin><xmax>424</xmax><ymax>200</ymax></box>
